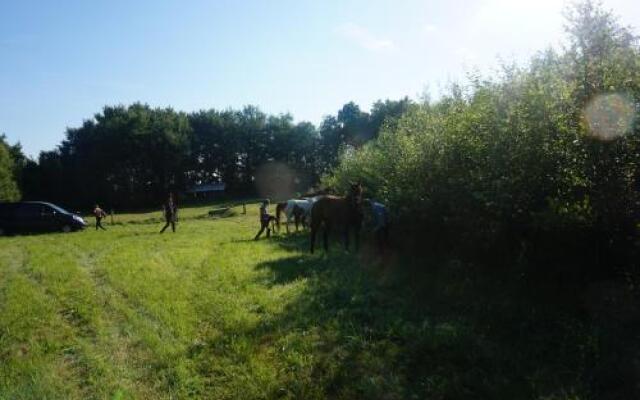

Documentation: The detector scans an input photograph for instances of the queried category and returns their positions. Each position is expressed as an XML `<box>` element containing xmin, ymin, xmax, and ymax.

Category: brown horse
<box><xmin>300</xmin><ymin>187</ymin><xmax>335</xmax><ymax>198</ymax></box>
<box><xmin>309</xmin><ymin>183</ymin><xmax>364</xmax><ymax>253</ymax></box>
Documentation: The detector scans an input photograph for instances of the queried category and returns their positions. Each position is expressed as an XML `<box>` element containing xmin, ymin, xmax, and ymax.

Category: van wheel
<box><xmin>61</xmin><ymin>225</ymin><xmax>72</xmax><ymax>233</ymax></box>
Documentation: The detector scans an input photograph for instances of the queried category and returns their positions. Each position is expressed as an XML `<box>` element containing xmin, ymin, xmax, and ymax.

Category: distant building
<box><xmin>186</xmin><ymin>182</ymin><xmax>226</xmax><ymax>199</ymax></box>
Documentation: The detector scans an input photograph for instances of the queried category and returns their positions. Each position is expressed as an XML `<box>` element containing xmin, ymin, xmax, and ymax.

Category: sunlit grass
<box><xmin>0</xmin><ymin>203</ymin><xmax>362</xmax><ymax>399</ymax></box>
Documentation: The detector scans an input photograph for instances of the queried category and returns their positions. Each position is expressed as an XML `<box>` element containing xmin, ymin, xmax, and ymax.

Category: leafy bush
<box><xmin>325</xmin><ymin>1</ymin><xmax>640</xmax><ymax>281</ymax></box>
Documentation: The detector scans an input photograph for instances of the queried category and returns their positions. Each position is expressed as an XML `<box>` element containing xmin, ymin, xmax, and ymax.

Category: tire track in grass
<box><xmin>4</xmin><ymin>233</ymin><xmax>182</xmax><ymax>398</ymax></box>
<box><xmin>120</xmin><ymin>223</ymin><xmax>248</xmax><ymax>397</ymax></box>
<box><xmin>0</xmin><ymin>210</ymin><xmax>212</xmax><ymax>398</ymax></box>
<box><xmin>17</xmin><ymin>240</ymin><xmax>117</xmax><ymax>399</ymax></box>
<box><xmin>64</xmin><ymin>224</ymin><xmax>232</xmax><ymax>398</ymax></box>
<box><xmin>56</xmin><ymin>233</ymin><xmax>187</xmax><ymax>399</ymax></box>
<box><xmin>2</xmin><ymin>208</ymin><xmax>316</xmax><ymax>399</ymax></box>
<box><xmin>7</xmin><ymin>235</ymin><xmax>161</xmax><ymax>399</ymax></box>
<box><xmin>60</xmin><ymin>239</ymin><xmax>153</xmax><ymax>398</ymax></box>
<box><xmin>77</xmin><ymin>231</ymin><xmax>207</xmax><ymax>398</ymax></box>
<box><xmin>0</xmin><ymin>241</ymin><xmax>89</xmax><ymax>399</ymax></box>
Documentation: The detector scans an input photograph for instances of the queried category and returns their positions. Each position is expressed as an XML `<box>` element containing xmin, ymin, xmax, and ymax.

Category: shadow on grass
<box><xmin>229</xmin><ymin>228</ymin><xmax>310</xmax><ymax>248</ymax></box>
<box><xmin>234</xmin><ymin>232</ymin><xmax>637</xmax><ymax>399</ymax></box>
<box><xmin>270</xmin><ymin>230</ymin><xmax>310</xmax><ymax>252</ymax></box>
<box><xmin>268</xmin><ymin>228</ymin><xmax>378</xmax><ymax>255</ymax></box>
<box><xmin>255</xmin><ymin>255</ymin><xmax>322</xmax><ymax>286</ymax></box>
<box><xmin>251</xmin><ymin>249</ymin><xmax>440</xmax><ymax>399</ymax></box>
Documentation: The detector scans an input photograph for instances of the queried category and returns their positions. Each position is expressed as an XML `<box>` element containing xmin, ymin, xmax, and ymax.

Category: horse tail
<box><xmin>309</xmin><ymin>203</ymin><xmax>318</xmax><ymax>253</ymax></box>
<box><xmin>275</xmin><ymin>202</ymin><xmax>286</xmax><ymax>230</ymax></box>
<box><xmin>309</xmin><ymin>198</ymin><xmax>326</xmax><ymax>253</ymax></box>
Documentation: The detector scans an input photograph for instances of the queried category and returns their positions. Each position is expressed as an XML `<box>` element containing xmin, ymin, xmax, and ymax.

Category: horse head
<box><xmin>348</xmin><ymin>182</ymin><xmax>364</xmax><ymax>211</ymax></box>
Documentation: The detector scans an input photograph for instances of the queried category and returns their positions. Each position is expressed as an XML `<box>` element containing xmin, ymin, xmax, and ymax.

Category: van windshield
<box><xmin>43</xmin><ymin>203</ymin><xmax>70</xmax><ymax>214</ymax></box>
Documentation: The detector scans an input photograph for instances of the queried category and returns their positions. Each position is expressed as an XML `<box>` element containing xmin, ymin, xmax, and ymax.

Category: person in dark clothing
<box><xmin>254</xmin><ymin>199</ymin><xmax>276</xmax><ymax>240</ymax></box>
<box><xmin>365</xmin><ymin>199</ymin><xmax>390</xmax><ymax>252</ymax></box>
<box><xmin>160</xmin><ymin>193</ymin><xmax>178</xmax><ymax>233</ymax></box>
<box><xmin>93</xmin><ymin>204</ymin><xmax>107</xmax><ymax>231</ymax></box>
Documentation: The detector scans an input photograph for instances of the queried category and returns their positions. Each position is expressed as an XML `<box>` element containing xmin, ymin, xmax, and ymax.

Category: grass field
<box><xmin>0</xmin><ymin>202</ymin><xmax>623</xmax><ymax>399</ymax></box>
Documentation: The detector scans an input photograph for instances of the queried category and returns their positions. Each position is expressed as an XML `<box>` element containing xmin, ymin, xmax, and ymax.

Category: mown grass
<box><xmin>0</xmin><ymin>201</ymin><xmax>630</xmax><ymax>399</ymax></box>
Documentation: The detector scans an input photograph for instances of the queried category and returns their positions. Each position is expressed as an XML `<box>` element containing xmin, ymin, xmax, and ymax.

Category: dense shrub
<box><xmin>325</xmin><ymin>2</ymin><xmax>640</xmax><ymax>282</ymax></box>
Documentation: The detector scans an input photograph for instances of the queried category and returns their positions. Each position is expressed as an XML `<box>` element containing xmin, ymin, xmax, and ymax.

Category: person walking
<box><xmin>160</xmin><ymin>193</ymin><xmax>178</xmax><ymax>233</ymax></box>
<box><xmin>93</xmin><ymin>204</ymin><xmax>107</xmax><ymax>231</ymax></box>
<box><xmin>254</xmin><ymin>199</ymin><xmax>275</xmax><ymax>240</ymax></box>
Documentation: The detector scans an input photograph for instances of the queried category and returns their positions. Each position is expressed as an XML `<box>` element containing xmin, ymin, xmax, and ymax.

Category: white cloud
<box><xmin>336</xmin><ymin>23</ymin><xmax>393</xmax><ymax>51</ymax></box>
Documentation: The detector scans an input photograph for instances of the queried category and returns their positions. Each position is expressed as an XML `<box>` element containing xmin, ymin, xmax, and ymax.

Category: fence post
<box><xmin>242</xmin><ymin>203</ymin><xmax>246</xmax><ymax>214</ymax></box>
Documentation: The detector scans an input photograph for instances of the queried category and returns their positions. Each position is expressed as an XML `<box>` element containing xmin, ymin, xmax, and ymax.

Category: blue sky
<box><xmin>1</xmin><ymin>0</ymin><xmax>639</xmax><ymax>157</ymax></box>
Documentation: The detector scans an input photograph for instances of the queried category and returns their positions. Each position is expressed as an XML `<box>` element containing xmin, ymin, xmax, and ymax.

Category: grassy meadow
<box><xmin>0</xmin><ymin>201</ymin><xmax>620</xmax><ymax>399</ymax></box>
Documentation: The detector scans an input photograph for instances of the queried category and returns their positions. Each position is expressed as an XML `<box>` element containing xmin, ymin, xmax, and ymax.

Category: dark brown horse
<box><xmin>300</xmin><ymin>187</ymin><xmax>335</xmax><ymax>198</ymax></box>
<box><xmin>309</xmin><ymin>183</ymin><xmax>364</xmax><ymax>253</ymax></box>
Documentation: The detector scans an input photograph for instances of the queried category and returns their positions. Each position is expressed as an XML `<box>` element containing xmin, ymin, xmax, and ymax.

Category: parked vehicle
<box><xmin>0</xmin><ymin>201</ymin><xmax>87</xmax><ymax>235</ymax></box>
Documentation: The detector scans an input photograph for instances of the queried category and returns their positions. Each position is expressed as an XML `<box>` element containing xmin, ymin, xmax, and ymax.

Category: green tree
<box><xmin>0</xmin><ymin>135</ymin><xmax>21</xmax><ymax>201</ymax></box>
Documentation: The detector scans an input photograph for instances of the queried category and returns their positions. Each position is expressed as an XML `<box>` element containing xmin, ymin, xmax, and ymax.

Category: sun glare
<box><xmin>585</xmin><ymin>93</ymin><xmax>636</xmax><ymax>141</ymax></box>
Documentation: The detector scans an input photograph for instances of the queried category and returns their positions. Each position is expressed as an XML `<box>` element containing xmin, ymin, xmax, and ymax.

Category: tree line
<box><xmin>0</xmin><ymin>98</ymin><xmax>412</xmax><ymax>209</ymax></box>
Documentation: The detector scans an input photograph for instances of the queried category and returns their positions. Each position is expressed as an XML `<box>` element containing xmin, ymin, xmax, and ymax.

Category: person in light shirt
<box><xmin>364</xmin><ymin>198</ymin><xmax>389</xmax><ymax>252</ymax></box>
<box><xmin>93</xmin><ymin>204</ymin><xmax>107</xmax><ymax>231</ymax></box>
<box><xmin>254</xmin><ymin>199</ymin><xmax>276</xmax><ymax>240</ymax></box>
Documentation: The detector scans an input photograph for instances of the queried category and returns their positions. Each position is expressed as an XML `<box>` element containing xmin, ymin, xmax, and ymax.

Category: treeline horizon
<box><xmin>0</xmin><ymin>97</ymin><xmax>413</xmax><ymax>209</ymax></box>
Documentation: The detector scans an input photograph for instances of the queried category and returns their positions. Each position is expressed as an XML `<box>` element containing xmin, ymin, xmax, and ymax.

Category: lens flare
<box><xmin>584</xmin><ymin>93</ymin><xmax>635</xmax><ymax>141</ymax></box>
<box><xmin>255</xmin><ymin>162</ymin><xmax>296</xmax><ymax>201</ymax></box>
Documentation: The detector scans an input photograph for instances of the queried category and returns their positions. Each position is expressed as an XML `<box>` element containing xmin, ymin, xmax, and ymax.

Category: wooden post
<box><xmin>242</xmin><ymin>203</ymin><xmax>246</xmax><ymax>214</ymax></box>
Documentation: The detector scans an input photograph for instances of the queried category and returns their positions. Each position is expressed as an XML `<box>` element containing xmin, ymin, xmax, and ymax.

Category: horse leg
<box><xmin>323</xmin><ymin>224</ymin><xmax>330</xmax><ymax>252</ymax></box>
<box><xmin>344</xmin><ymin>226</ymin><xmax>350</xmax><ymax>251</ymax></box>
<box><xmin>375</xmin><ymin>228</ymin><xmax>383</xmax><ymax>253</ymax></box>
<box><xmin>384</xmin><ymin>225</ymin><xmax>390</xmax><ymax>248</ymax></box>
<box><xmin>355</xmin><ymin>225</ymin><xmax>360</xmax><ymax>251</ymax></box>
<box><xmin>310</xmin><ymin>220</ymin><xmax>318</xmax><ymax>253</ymax></box>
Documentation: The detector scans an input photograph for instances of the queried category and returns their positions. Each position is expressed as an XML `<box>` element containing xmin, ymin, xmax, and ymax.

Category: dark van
<box><xmin>0</xmin><ymin>201</ymin><xmax>87</xmax><ymax>235</ymax></box>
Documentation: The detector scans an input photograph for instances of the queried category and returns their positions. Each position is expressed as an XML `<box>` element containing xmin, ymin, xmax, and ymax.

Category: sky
<box><xmin>1</xmin><ymin>0</ymin><xmax>639</xmax><ymax>157</ymax></box>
